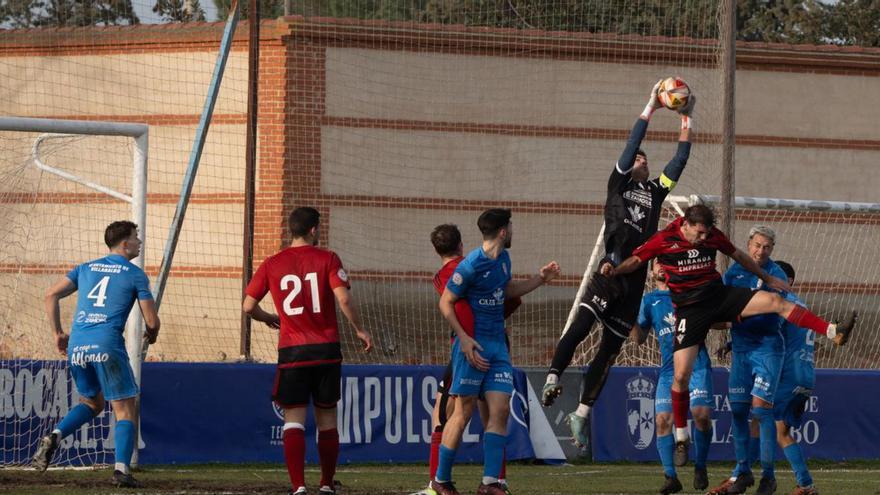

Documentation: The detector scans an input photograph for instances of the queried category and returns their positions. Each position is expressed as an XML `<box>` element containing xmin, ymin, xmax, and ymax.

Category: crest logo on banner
<box><xmin>626</xmin><ymin>373</ymin><xmax>656</xmax><ymax>450</ymax></box>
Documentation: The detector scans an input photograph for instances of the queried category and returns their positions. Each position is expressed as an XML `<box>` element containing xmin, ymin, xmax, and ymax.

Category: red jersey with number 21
<box><xmin>632</xmin><ymin>216</ymin><xmax>737</xmax><ymax>306</ymax></box>
<box><xmin>246</xmin><ymin>245</ymin><xmax>350</xmax><ymax>366</ymax></box>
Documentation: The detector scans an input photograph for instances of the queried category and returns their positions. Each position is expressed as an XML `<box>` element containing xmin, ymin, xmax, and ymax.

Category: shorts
<box><xmin>273</xmin><ymin>362</ymin><xmax>341</xmax><ymax>409</ymax></box>
<box><xmin>774</xmin><ymin>380</ymin><xmax>812</xmax><ymax>428</ymax></box>
<box><xmin>68</xmin><ymin>341</ymin><xmax>138</xmax><ymax>401</ymax></box>
<box><xmin>449</xmin><ymin>334</ymin><xmax>514</xmax><ymax>397</ymax></box>
<box><xmin>674</xmin><ymin>286</ymin><xmax>756</xmax><ymax>352</ymax></box>
<box><xmin>656</xmin><ymin>345</ymin><xmax>714</xmax><ymax>414</ymax></box>
<box><xmin>580</xmin><ymin>268</ymin><xmax>647</xmax><ymax>339</ymax></box>
<box><xmin>729</xmin><ymin>349</ymin><xmax>783</xmax><ymax>405</ymax></box>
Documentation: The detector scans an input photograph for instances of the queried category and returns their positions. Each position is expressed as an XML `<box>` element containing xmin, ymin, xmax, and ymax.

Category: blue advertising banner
<box><xmin>591</xmin><ymin>367</ymin><xmax>880</xmax><ymax>462</ymax></box>
<box><xmin>1</xmin><ymin>361</ymin><xmax>533</xmax><ymax>465</ymax></box>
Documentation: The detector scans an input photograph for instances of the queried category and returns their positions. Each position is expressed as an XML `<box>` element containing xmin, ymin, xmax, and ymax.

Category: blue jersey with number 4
<box><xmin>67</xmin><ymin>254</ymin><xmax>153</xmax><ymax>346</ymax></box>
<box><xmin>781</xmin><ymin>292</ymin><xmax>815</xmax><ymax>389</ymax></box>
<box><xmin>445</xmin><ymin>247</ymin><xmax>511</xmax><ymax>338</ymax></box>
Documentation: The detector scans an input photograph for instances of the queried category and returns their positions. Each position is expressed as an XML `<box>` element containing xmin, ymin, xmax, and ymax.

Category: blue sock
<box><xmin>783</xmin><ymin>443</ymin><xmax>813</xmax><ymax>487</ymax></box>
<box><xmin>482</xmin><ymin>432</ymin><xmax>507</xmax><ymax>480</ymax></box>
<box><xmin>693</xmin><ymin>426</ymin><xmax>712</xmax><ymax>470</ymax></box>
<box><xmin>730</xmin><ymin>402</ymin><xmax>751</xmax><ymax>478</ymax></box>
<box><xmin>435</xmin><ymin>444</ymin><xmax>456</xmax><ymax>482</ymax></box>
<box><xmin>748</xmin><ymin>434</ymin><xmax>761</xmax><ymax>467</ymax></box>
<box><xmin>115</xmin><ymin>420</ymin><xmax>135</xmax><ymax>471</ymax></box>
<box><xmin>752</xmin><ymin>407</ymin><xmax>776</xmax><ymax>479</ymax></box>
<box><xmin>657</xmin><ymin>434</ymin><xmax>676</xmax><ymax>478</ymax></box>
<box><xmin>55</xmin><ymin>403</ymin><xmax>97</xmax><ymax>439</ymax></box>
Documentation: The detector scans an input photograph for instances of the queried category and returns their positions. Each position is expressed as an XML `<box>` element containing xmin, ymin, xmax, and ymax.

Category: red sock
<box><xmin>282</xmin><ymin>427</ymin><xmax>306</xmax><ymax>489</ymax></box>
<box><xmin>671</xmin><ymin>388</ymin><xmax>690</xmax><ymax>429</ymax></box>
<box><xmin>318</xmin><ymin>428</ymin><xmax>340</xmax><ymax>487</ymax></box>
<box><xmin>428</xmin><ymin>429</ymin><xmax>443</xmax><ymax>480</ymax></box>
<box><xmin>786</xmin><ymin>305</ymin><xmax>829</xmax><ymax>335</ymax></box>
<box><xmin>499</xmin><ymin>449</ymin><xmax>507</xmax><ymax>480</ymax></box>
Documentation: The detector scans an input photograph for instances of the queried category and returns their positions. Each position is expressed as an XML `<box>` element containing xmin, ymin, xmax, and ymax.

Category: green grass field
<box><xmin>3</xmin><ymin>461</ymin><xmax>880</xmax><ymax>494</ymax></box>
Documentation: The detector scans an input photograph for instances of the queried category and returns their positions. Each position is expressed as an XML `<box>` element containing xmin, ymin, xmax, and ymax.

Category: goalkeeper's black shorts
<box><xmin>579</xmin><ymin>267</ymin><xmax>647</xmax><ymax>339</ymax></box>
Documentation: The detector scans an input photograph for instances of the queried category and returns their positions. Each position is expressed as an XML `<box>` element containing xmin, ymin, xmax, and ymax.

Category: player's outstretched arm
<box><xmin>242</xmin><ymin>295</ymin><xmax>280</xmax><ymax>330</ymax></box>
<box><xmin>332</xmin><ymin>286</ymin><xmax>372</xmax><ymax>353</ymax></box>
<box><xmin>658</xmin><ymin>99</ymin><xmax>696</xmax><ymax>191</ymax></box>
<box><xmin>439</xmin><ymin>288</ymin><xmax>488</xmax><ymax>371</ymax></box>
<box><xmin>138</xmin><ymin>298</ymin><xmax>161</xmax><ymax>344</ymax></box>
<box><xmin>45</xmin><ymin>277</ymin><xmax>77</xmax><ymax>356</ymax></box>
<box><xmin>613</xmin><ymin>80</ymin><xmax>663</xmax><ymax>178</ymax></box>
<box><xmin>729</xmin><ymin>248</ymin><xmax>791</xmax><ymax>293</ymax></box>
<box><xmin>506</xmin><ymin>261</ymin><xmax>560</xmax><ymax>298</ymax></box>
<box><xmin>609</xmin><ymin>255</ymin><xmax>645</xmax><ymax>277</ymax></box>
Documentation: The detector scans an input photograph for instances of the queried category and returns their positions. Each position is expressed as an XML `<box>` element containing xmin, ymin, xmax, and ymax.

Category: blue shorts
<box><xmin>449</xmin><ymin>334</ymin><xmax>514</xmax><ymax>397</ymax></box>
<box><xmin>729</xmin><ymin>349</ymin><xmax>783</xmax><ymax>405</ymax></box>
<box><xmin>773</xmin><ymin>379</ymin><xmax>811</xmax><ymax>428</ymax></box>
<box><xmin>68</xmin><ymin>341</ymin><xmax>138</xmax><ymax>401</ymax></box>
<box><xmin>656</xmin><ymin>351</ymin><xmax>714</xmax><ymax>414</ymax></box>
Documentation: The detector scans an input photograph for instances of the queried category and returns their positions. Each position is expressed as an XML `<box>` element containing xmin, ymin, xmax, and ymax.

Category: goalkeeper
<box><xmin>541</xmin><ymin>80</ymin><xmax>694</xmax><ymax>450</ymax></box>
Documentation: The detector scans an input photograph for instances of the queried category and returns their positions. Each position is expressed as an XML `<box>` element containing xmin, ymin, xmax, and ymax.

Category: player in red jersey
<box><xmin>608</xmin><ymin>204</ymin><xmax>856</xmax><ymax>463</ymax></box>
<box><xmin>243</xmin><ymin>207</ymin><xmax>372</xmax><ymax>495</ymax></box>
<box><xmin>413</xmin><ymin>224</ymin><xmax>521</xmax><ymax>495</ymax></box>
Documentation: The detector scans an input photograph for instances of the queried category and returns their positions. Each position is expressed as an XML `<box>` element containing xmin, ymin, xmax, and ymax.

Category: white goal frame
<box><xmin>0</xmin><ymin>116</ymin><xmax>149</xmax><ymax>443</ymax></box>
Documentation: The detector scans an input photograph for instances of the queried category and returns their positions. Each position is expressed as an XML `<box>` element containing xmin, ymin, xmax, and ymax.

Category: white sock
<box><xmin>675</xmin><ymin>427</ymin><xmax>690</xmax><ymax>442</ymax></box>
<box><xmin>826</xmin><ymin>325</ymin><xmax>837</xmax><ymax>339</ymax></box>
<box><xmin>115</xmin><ymin>462</ymin><xmax>129</xmax><ymax>474</ymax></box>
<box><xmin>482</xmin><ymin>476</ymin><xmax>498</xmax><ymax>485</ymax></box>
<box><xmin>575</xmin><ymin>403</ymin><xmax>590</xmax><ymax>418</ymax></box>
<box><xmin>545</xmin><ymin>374</ymin><xmax>558</xmax><ymax>385</ymax></box>
<box><xmin>283</xmin><ymin>422</ymin><xmax>305</xmax><ymax>431</ymax></box>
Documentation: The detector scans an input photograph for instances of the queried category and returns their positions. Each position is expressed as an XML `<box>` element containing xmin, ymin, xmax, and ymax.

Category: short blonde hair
<box><xmin>748</xmin><ymin>225</ymin><xmax>776</xmax><ymax>244</ymax></box>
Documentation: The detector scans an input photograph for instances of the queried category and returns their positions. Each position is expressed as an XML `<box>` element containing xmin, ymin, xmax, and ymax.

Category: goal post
<box><xmin>0</xmin><ymin>116</ymin><xmax>148</xmax><ymax>466</ymax></box>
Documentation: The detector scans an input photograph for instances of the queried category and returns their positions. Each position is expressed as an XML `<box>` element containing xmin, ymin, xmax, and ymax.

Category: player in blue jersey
<box><xmin>32</xmin><ymin>221</ymin><xmax>160</xmax><ymax>488</ymax></box>
<box><xmin>634</xmin><ymin>261</ymin><xmax>713</xmax><ymax>494</ymax></box>
<box><xmin>431</xmin><ymin>209</ymin><xmax>560</xmax><ymax>495</ymax></box>
<box><xmin>709</xmin><ymin>225</ymin><xmax>787</xmax><ymax>495</ymax></box>
<box><xmin>772</xmin><ymin>261</ymin><xmax>818</xmax><ymax>495</ymax></box>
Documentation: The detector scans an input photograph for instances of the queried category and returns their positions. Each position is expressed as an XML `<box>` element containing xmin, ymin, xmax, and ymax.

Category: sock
<box><xmin>753</xmin><ymin>407</ymin><xmax>776</xmax><ymax>479</ymax></box>
<box><xmin>318</xmin><ymin>428</ymin><xmax>339</xmax><ymax>487</ymax></box>
<box><xmin>55</xmin><ymin>403</ymin><xmax>96</xmax><ymax>439</ymax></box>
<box><xmin>575</xmin><ymin>403</ymin><xmax>591</xmax><ymax>418</ymax></box>
<box><xmin>482</xmin><ymin>432</ymin><xmax>506</xmax><ymax>480</ymax></box>
<box><xmin>671</xmin><ymin>389</ymin><xmax>690</xmax><ymax>429</ymax></box>
<box><xmin>499</xmin><ymin>449</ymin><xmax>507</xmax><ymax>480</ymax></box>
<box><xmin>748</xmin><ymin>435</ymin><xmax>760</xmax><ymax>467</ymax></box>
<box><xmin>114</xmin><ymin>420</ymin><xmax>135</xmax><ymax>474</ymax></box>
<box><xmin>282</xmin><ymin>423</ymin><xmax>306</xmax><ymax>489</ymax></box>
<box><xmin>428</xmin><ymin>429</ymin><xmax>443</xmax><ymax>480</ymax></box>
<box><xmin>545</xmin><ymin>373</ymin><xmax>558</xmax><ymax>385</ymax></box>
<box><xmin>730</xmin><ymin>402</ymin><xmax>751</xmax><ymax>477</ymax></box>
<box><xmin>435</xmin><ymin>444</ymin><xmax>456</xmax><ymax>483</ymax></box>
<box><xmin>693</xmin><ymin>426</ymin><xmax>712</xmax><ymax>470</ymax></box>
<box><xmin>783</xmin><ymin>443</ymin><xmax>813</xmax><ymax>487</ymax></box>
<box><xmin>657</xmin><ymin>434</ymin><xmax>676</xmax><ymax>478</ymax></box>
<box><xmin>786</xmin><ymin>306</ymin><xmax>829</xmax><ymax>336</ymax></box>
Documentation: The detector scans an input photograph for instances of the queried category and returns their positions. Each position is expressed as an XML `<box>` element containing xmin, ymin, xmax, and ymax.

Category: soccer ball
<box><xmin>657</xmin><ymin>77</ymin><xmax>691</xmax><ymax>111</ymax></box>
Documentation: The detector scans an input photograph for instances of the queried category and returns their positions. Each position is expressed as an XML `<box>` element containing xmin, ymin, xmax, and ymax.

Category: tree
<box><xmin>153</xmin><ymin>0</ymin><xmax>207</xmax><ymax>22</ymax></box>
<box><xmin>1</xmin><ymin>0</ymin><xmax>139</xmax><ymax>27</ymax></box>
<box><xmin>823</xmin><ymin>0</ymin><xmax>880</xmax><ymax>46</ymax></box>
<box><xmin>213</xmin><ymin>0</ymin><xmax>282</xmax><ymax>20</ymax></box>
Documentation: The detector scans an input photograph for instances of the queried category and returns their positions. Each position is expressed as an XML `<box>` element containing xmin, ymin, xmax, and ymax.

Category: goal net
<box><xmin>0</xmin><ymin>124</ymin><xmax>146</xmax><ymax>466</ymax></box>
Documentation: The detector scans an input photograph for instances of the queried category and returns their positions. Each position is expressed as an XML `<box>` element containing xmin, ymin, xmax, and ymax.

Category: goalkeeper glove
<box><xmin>641</xmin><ymin>79</ymin><xmax>664</xmax><ymax>120</ymax></box>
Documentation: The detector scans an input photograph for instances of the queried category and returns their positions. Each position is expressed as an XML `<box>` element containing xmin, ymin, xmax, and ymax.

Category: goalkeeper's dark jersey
<box><xmin>602</xmin><ymin>118</ymin><xmax>688</xmax><ymax>267</ymax></box>
<box><xmin>603</xmin><ymin>170</ymin><xmax>670</xmax><ymax>266</ymax></box>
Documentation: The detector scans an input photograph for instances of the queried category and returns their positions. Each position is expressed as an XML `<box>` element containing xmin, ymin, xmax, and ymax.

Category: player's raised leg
<box><xmin>740</xmin><ymin>291</ymin><xmax>857</xmax><ymax>346</ymax></box>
